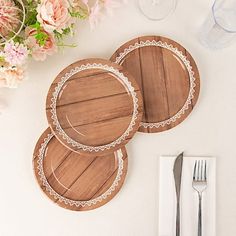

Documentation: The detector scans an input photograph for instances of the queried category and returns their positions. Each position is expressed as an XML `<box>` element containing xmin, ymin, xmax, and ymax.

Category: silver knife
<box><xmin>173</xmin><ymin>152</ymin><xmax>184</xmax><ymax>236</ymax></box>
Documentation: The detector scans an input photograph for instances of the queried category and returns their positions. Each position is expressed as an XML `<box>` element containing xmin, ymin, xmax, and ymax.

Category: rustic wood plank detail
<box><xmin>46</xmin><ymin>58</ymin><xmax>143</xmax><ymax>155</ymax></box>
<box><xmin>110</xmin><ymin>36</ymin><xmax>200</xmax><ymax>133</ymax></box>
<box><xmin>33</xmin><ymin>128</ymin><xmax>128</xmax><ymax>211</ymax></box>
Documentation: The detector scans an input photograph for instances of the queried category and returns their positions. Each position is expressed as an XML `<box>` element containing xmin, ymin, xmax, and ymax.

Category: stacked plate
<box><xmin>33</xmin><ymin>36</ymin><xmax>200</xmax><ymax>211</ymax></box>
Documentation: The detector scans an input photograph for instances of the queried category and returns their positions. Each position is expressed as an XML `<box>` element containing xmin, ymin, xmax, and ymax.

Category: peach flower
<box><xmin>25</xmin><ymin>27</ymin><xmax>57</xmax><ymax>61</ymax></box>
<box><xmin>0</xmin><ymin>0</ymin><xmax>21</xmax><ymax>37</ymax></box>
<box><xmin>37</xmin><ymin>0</ymin><xmax>71</xmax><ymax>33</ymax></box>
<box><xmin>0</xmin><ymin>64</ymin><xmax>26</xmax><ymax>88</ymax></box>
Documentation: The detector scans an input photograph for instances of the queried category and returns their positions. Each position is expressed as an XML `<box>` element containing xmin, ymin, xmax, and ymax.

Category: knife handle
<box><xmin>176</xmin><ymin>201</ymin><xmax>180</xmax><ymax>236</ymax></box>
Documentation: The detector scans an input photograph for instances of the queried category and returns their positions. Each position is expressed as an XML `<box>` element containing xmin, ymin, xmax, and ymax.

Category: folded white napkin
<box><xmin>159</xmin><ymin>156</ymin><xmax>216</xmax><ymax>236</ymax></box>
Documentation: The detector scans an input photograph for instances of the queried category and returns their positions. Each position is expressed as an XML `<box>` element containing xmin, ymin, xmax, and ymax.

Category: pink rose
<box><xmin>37</xmin><ymin>0</ymin><xmax>71</xmax><ymax>33</ymax></box>
<box><xmin>25</xmin><ymin>27</ymin><xmax>57</xmax><ymax>61</ymax></box>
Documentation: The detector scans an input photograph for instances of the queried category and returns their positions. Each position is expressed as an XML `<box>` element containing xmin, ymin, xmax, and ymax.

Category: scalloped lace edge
<box><xmin>50</xmin><ymin>63</ymin><xmax>139</xmax><ymax>152</ymax></box>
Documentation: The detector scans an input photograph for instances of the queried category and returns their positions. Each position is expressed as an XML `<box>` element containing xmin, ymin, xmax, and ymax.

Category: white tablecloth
<box><xmin>0</xmin><ymin>0</ymin><xmax>236</xmax><ymax>235</ymax></box>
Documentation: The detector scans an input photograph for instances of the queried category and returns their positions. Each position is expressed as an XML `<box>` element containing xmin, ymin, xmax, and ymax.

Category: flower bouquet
<box><xmin>0</xmin><ymin>0</ymin><xmax>122</xmax><ymax>88</ymax></box>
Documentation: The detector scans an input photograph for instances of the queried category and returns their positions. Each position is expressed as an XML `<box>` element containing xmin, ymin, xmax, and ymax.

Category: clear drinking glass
<box><xmin>200</xmin><ymin>0</ymin><xmax>236</xmax><ymax>49</ymax></box>
<box><xmin>138</xmin><ymin>0</ymin><xmax>177</xmax><ymax>21</ymax></box>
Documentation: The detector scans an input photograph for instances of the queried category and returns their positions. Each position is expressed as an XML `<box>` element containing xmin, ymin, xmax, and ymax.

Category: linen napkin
<box><xmin>159</xmin><ymin>156</ymin><xmax>216</xmax><ymax>236</ymax></box>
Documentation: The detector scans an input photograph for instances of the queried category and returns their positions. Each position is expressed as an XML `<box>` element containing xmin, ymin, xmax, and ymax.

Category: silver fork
<box><xmin>192</xmin><ymin>160</ymin><xmax>207</xmax><ymax>236</ymax></box>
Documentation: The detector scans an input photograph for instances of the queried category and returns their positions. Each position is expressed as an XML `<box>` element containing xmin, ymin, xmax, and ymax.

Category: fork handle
<box><xmin>198</xmin><ymin>193</ymin><xmax>202</xmax><ymax>236</ymax></box>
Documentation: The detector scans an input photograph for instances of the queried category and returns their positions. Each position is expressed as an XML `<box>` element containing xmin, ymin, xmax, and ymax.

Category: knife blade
<box><xmin>173</xmin><ymin>152</ymin><xmax>184</xmax><ymax>236</ymax></box>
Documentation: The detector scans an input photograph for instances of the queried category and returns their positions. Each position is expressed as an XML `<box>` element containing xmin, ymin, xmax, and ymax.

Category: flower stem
<box><xmin>57</xmin><ymin>43</ymin><xmax>77</xmax><ymax>48</ymax></box>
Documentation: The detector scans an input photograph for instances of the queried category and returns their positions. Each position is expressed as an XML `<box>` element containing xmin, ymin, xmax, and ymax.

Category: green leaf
<box><xmin>32</xmin><ymin>21</ymin><xmax>41</xmax><ymax>30</ymax></box>
<box><xmin>29</xmin><ymin>22</ymin><xmax>49</xmax><ymax>46</ymax></box>
<box><xmin>34</xmin><ymin>32</ymin><xmax>49</xmax><ymax>46</ymax></box>
<box><xmin>0</xmin><ymin>56</ymin><xmax>5</xmax><ymax>63</ymax></box>
<box><xmin>54</xmin><ymin>27</ymin><xmax>73</xmax><ymax>41</ymax></box>
<box><xmin>13</xmin><ymin>35</ymin><xmax>25</xmax><ymax>44</ymax></box>
<box><xmin>24</xmin><ymin>1</ymin><xmax>38</xmax><ymax>27</ymax></box>
<box><xmin>69</xmin><ymin>8</ymin><xmax>88</xmax><ymax>19</ymax></box>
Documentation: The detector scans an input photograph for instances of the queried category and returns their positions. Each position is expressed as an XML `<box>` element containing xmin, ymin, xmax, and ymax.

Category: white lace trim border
<box><xmin>49</xmin><ymin>63</ymin><xmax>139</xmax><ymax>152</ymax></box>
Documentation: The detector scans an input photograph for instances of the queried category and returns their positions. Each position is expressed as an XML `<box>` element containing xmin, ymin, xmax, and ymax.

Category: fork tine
<box><xmin>199</xmin><ymin>160</ymin><xmax>202</xmax><ymax>181</ymax></box>
<box><xmin>193</xmin><ymin>160</ymin><xmax>208</xmax><ymax>182</ymax></box>
<box><xmin>201</xmin><ymin>160</ymin><xmax>204</xmax><ymax>181</ymax></box>
<box><xmin>193</xmin><ymin>161</ymin><xmax>197</xmax><ymax>180</ymax></box>
<box><xmin>196</xmin><ymin>161</ymin><xmax>198</xmax><ymax>180</ymax></box>
<box><xmin>197</xmin><ymin>160</ymin><xmax>201</xmax><ymax>181</ymax></box>
<box><xmin>204</xmin><ymin>160</ymin><xmax>207</xmax><ymax>181</ymax></box>
<box><xmin>199</xmin><ymin>160</ymin><xmax>201</xmax><ymax>181</ymax></box>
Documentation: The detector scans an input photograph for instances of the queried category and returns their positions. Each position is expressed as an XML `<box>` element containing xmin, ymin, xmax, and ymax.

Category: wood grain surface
<box><xmin>110</xmin><ymin>36</ymin><xmax>200</xmax><ymax>133</ymax></box>
<box><xmin>33</xmin><ymin>128</ymin><xmax>128</xmax><ymax>211</ymax></box>
<box><xmin>46</xmin><ymin>58</ymin><xmax>143</xmax><ymax>155</ymax></box>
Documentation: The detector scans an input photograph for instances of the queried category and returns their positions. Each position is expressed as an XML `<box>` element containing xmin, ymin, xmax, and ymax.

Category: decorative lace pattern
<box><xmin>36</xmin><ymin>133</ymin><xmax>124</xmax><ymax>208</ymax></box>
<box><xmin>115</xmin><ymin>40</ymin><xmax>197</xmax><ymax>129</ymax></box>
<box><xmin>50</xmin><ymin>63</ymin><xmax>139</xmax><ymax>152</ymax></box>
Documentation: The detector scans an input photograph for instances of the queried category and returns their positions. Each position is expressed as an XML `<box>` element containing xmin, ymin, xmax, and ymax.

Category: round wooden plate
<box><xmin>33</xmin><ymin>128</ymin><xmax>128</xmax><ymax>211</ymax></box>
<box><xmin>110</xmin><ymin>36</ymin><xmax>200</xmax><ymax>133</ymax></box>
<box><xmin>46</xmin><ymin>58</ymin><xmax>143</xmax><ymax>155</ymax></box>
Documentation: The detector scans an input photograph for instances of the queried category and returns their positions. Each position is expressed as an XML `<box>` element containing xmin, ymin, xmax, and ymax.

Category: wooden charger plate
<box><xmin>46</xmin><ymin>58</ymin><xmax>143</xmax><ymax>155</ymax></box>
<box><xmin>110</xmin><ymin>36</ymin><xmax>200</xmax><ymax>133</ymax></box>
<box><xmin>33</xmin><ymin>128</ymin><xmax>128</xmax><ymax>211</ymax></box>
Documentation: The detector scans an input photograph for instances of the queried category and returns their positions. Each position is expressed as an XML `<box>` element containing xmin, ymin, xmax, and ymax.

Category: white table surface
<box><xmin>0</xmin><ymin>0</ymin><xmax>236</xmax><ymax>235</ymax></box>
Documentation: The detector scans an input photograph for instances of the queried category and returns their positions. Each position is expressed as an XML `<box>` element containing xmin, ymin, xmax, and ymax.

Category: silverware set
<box><xmin>173</xmin><ymin>154</ymin><xmax>208</xmax><ymax>236</ymax></box>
